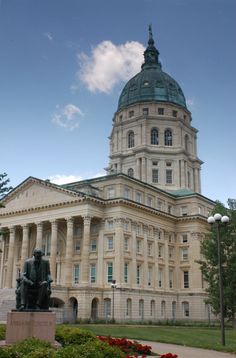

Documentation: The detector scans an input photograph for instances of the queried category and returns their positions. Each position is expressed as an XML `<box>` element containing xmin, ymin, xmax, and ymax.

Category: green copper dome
<box><xmin>118</xmin><ymin>26</ymin><xmax>187</xmax><ymax>111</ymax></box>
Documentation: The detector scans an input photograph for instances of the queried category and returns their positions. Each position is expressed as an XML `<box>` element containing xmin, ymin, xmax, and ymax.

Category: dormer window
<box><xmin>143</xmin><ymin>107</ymin><xmax>149</xmax><ymax>115</ymax></box>
<box><xmin>129</xmin><ymin>110</ymin><xmax>134</xmax><ymax>118</ymax></box>
<box><xmin>143</xmin><ymin>81</ymin><xmax>149</xmax><ymax>86</ymax></box>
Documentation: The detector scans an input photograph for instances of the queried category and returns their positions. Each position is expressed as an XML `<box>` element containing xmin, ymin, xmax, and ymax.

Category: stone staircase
<box><xmin>0</xmin><ymin>288</ymin><xmax>15</xmax><ymax>322</ymax></box>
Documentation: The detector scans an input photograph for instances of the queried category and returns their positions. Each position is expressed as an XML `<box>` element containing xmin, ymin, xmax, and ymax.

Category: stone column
<box><xmin>5</xmin><ymin>226</ymin><xmax>15</xmax><ymax>288</ymax></box>
<box><xmin>97</xmin><ymin>220</ymin><xmax>105</xmax><ymax>286</ymax></box>
<box><xmin>131</xmin><ymin>221</ymin><xmax>137</xmax><ymax>288</ymax></box>
<box><xmin>143</xmin><ymin>225</ymin><xmax>148</xmax><ymax>288</ymax></box>
<box><xmin>142</xmin><ymin>157</ymin><xmax>147</xmax><ymax>182</ymax></box>
<box><xmin>49</xmin><ymin>220</ymin><xmax>58</xmax><ymax>282</ymax></box>
<box><xmin>21</xmin><ymin>224</ymin><xmax>29</xmax><ymax>268</ymax></box>
<box><xmin>81</xmin><ymin>216</ymin><xmax>91</xmax><ymax>284</ymax></box>
<box><xmin>164</xmin><ymin>231</ymin><xmax>169</xmax><ymax>290</ymax></box>
<box><xmin>153</xmin><ymin>228</ymin><xmax>159</xmax><ymax>289</ymax></box>
<box><xmin>114</xmin><ymin>218</ymin><xmax>124</xmax><ymax>284</ymax></box>
<box><xmin>64</xmin><ymin>217</ymin><xmax>74</xmax><ymax>286</ymax></box>
<box><xmin>36</xmin><ymin>222</ymin><xmax>43</xmax><ymax>249</ymax></box>
<box><xmin>136</xmin><ymin>158</ymin><xmax>141</xmax><ymax>180</ymax></box>
<box><xmin>0</xmin><ymin>235</ymin><xmax>5</xmax><ymax>288</ymax></box>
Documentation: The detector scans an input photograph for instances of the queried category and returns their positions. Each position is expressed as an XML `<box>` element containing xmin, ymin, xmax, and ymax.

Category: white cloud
<box><xmin>48</xmin><ymin>174</ymin><xmax>83</xmax><ymax>185</ymax></box>
<box><xmin>52</xmin><ymin>104</ymin><xmax>84</xmax><ymax>131</ymax></box>
<box><xmin>44</xmin><ymin>32</ymin><xmax>53</xmax><ymax>41</ymax></box>
<box><xmin>78</xmin><ymin>40</ymin><xmax>145</xmax><ymax>93</ymax></box>
<box><xmin>48</xmin><ymin>170</ymin><xmax>107</xmax><ymax>185</ymax></box>
<box><xmin>186</xmin><ymin>98</ymin><xmax>195</xmax><ymax>107</ymax></box>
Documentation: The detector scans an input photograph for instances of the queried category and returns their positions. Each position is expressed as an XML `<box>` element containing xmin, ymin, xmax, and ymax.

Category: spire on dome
<box><xmin>142</xmin><ymin>25</ymin><xmax>160</xmax><ymax>69</ymax></box>
<box><xmin>148</xmin><ymin>24</ymin><xmax>154</xmax><ymax>46</ymax></box>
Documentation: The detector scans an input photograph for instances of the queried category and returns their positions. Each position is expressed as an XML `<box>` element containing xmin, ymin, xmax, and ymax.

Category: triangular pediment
<box><xmin>0</xmin><ymin>177</ymin><xmax>81</xmax><ymax>214</ymax></box>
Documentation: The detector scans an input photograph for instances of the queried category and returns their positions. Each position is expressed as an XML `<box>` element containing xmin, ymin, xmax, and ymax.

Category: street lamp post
<box><xmin>207</xmin><ymin>213</ymin><xmax>229</xmax><ymax>346</ymax></box>
<box><xmin>111</xmin><ymin>279</ymin><xmax>117</xmax><ymax>323</ymax></box>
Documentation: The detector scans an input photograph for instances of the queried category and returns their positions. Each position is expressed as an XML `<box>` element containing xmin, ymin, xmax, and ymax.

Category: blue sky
<box><xmin>0</xmin><ymin>0</ymin><xmax>235</xmax><ymax>206</ymax></box>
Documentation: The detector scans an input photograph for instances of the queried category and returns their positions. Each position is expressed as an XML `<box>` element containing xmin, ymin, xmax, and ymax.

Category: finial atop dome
<box><xmin>148</xmin><ymin>24</ymin><xmax>154</xmax><ymax>46</ymax></box>
<box><xmin>142</xmin><ymin>25</ymin><xmax>160</xmax><ymax>69</ymax></box>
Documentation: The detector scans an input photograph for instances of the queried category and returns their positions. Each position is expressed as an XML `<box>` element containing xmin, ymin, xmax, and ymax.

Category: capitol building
<box><xmin>0</xmin><ymin>28</ymin><xmax>214</xmax><ymax>323</ymax></box>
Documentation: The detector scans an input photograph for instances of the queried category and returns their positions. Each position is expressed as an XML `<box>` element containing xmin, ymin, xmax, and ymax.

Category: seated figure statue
<box><xmin>17</xmin><ymin>248</ymin><xmax>53</xmax><ymax>310</ymax></box>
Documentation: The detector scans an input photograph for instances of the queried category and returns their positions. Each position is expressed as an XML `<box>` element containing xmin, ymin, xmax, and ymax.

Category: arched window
<box><xmin>139</xmin><ymin>299</ymin><xmax>144</xmax><ymax>320</ymax></box>
<box><xmin>161</xmin><ymin>300</ymin><xmax>166</xmax><ymax>317</ymax></box>
<box><xmin>150</xmin><ymin>300</ymin><xmax>155</xmax><ymax>317</ymax></box>
<box><xmin>172</xmin><ymin>301</ymin><xmax>177</xmax><ymax>321</ymax></box>
<box><xmin>104</xmin><ymin>298</ymin><xmax>111</xmax><ymax>320</ymax></box>
<box><xmin>182</xmin><ymin>301</ymin><xmax>189</xmax><ymax>317</ymax></box>
<box><xmin>128</xmin><ymin>131</ymin><xmax>134</xmax><ymax>148</ymax></box>
<box><xmin>151</xmin><ymin>128</ymin><xmax>159</xmax><ymax>145</ymax></box>
<box><xmin>126</xmin><ymin>298</ymin><xmax>132</xmax><ymax>317</ymax></box>
<box><xmin>164</xmin><ymin>129</ymin><xmax>172</xmax><ymax>146</ymax></box>
<box><xmin>127</xmin><ymin>168</ymin><xmax>134</xmax><ymax>177</ymax></box>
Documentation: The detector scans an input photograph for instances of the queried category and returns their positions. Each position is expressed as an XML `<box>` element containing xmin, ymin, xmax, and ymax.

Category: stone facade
<box><xmin>0</xmin><ymin>174</ymin><xmax>214</xmax><ymax>322</ymax></box>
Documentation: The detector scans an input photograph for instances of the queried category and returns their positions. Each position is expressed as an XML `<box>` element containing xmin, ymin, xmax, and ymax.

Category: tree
<box><xmin>0</xmin><ymin>172</ymin><xmax>13</xmax><ymax>207</ymax></box>
<box><xmin>198</xmin><ymin>200</ymin><xmax>236</xmax><ymax>326</ymax></box>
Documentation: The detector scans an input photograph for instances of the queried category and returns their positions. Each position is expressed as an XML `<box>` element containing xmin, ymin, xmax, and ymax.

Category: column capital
<box><xmin>9</xmin><ymin>226</ymin><xmax>16</xmax><ymax>235</ymax></box>
<box><xmin>83</xmin><ymin>216</ymin><xmax>92</xmax><ymax>226</ymax></box>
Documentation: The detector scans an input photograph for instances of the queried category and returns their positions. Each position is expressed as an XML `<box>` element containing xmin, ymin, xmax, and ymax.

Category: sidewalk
<box><xmin>139</xmin><ymin>340</ymin><xmax>236</xmax><ymax>358</ymax></box>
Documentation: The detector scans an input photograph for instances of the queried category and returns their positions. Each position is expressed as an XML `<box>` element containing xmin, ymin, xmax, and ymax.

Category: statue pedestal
<box><xmin>5</xmin><ymin>311</ymin><xmax>56</xmax><ymax>344</ymax></box>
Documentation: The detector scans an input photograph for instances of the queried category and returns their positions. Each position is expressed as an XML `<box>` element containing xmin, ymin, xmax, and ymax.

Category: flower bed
<box><xmin>97</xmin><ymin>336</ymin><xmax>152</xmax><ymax>356</ymax></box>
<box><xmin>97</xmin><ymin>336</ymin><xmax>178</xmax><ymax>357</ymax></box>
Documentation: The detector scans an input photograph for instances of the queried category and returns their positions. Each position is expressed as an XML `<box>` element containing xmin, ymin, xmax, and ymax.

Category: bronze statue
<box><xmin>17</xmin><ymin>248</ymin><xmax>53</xmax><ymax>310</ymax></box>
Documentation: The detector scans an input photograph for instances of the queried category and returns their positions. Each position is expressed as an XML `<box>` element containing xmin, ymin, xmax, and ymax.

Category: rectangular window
<box><xmin>182</xmin><ymin>235</ymin><xmax>188</xmax><ymax>243</ymax></box>
<box><xmin>148</xmin><ymin>266</ymin><xmax>152</xmax><ymax>285</ymax></box>
<box><xmin>169</xmin><ymin>269</ymin><xmax>173</xmax><ymax>288</ymax></box>
<box><xmin>107</xmin><ymin>262</ymin><xmax>113</xmax><ymax>283</ymax></box>
<box><xmin>166</xmin><ymin>162</ymin><xmax>172</xmax><ymax>167</ymax></box>
<box><xmin>181</xmin><ymin>206</ymin><xmax>188</xmax><ymax>216</ymax></box>
<box><xmin>169</xmin><ymin>246</ymin><xmax>174</xmax><ymax>259</ymax></box>
<box><xmin>90</xmin><ymin>239</ymin><xmax>97</xmax><ymax>252</ymax></box>
<box><xmin>74</xmin><ymin>239</ymin><xmax>81</xmax><ymax>254</ymax></box>
<box><xmin>148</xmin><ymin>242</ymin><xmax>152</xmax><ymax>256</ymax></box>
<box><xmin>152</xmin><ymin>161</ymin><xmax>158</xmax><ymax>166</ymax></box>
<box><xmin>136</xmin><ymin>192</ymin><xmax>142</xmax><ymax>203</ymax></box>
<box><xmin>90</xmin><ymin>264</ymin><xmax>96</xmax><ymax>283</ymax></box>
<box><xmin>172</xmin><ymin>110</ymin><xmax>177</xmax><ymax>117</ymax></box>
<box><xmin>107</xmin><ymin>187</ymin><xmax>115</xmax><ymax>199</ymax></box>
<box><xmin>183</xmin><ymin>271</ymin><xmax>189</xmax><ymax>288</ymax></box>
<box><xmin>74</xmin><ymin>226</ymin><xmax>82</xmax><ymax>236</ymax></box>
<box><xmin>107</xmin><ymin>237</ymin><xmax>114</xmax><ymax>250</ymax></box>
<box><xmin>152</xmin><ymin>169</ymin><xmax>159</xmax><ymax>183</ymax></box>
<box><xmin>137</xmin><ymin>264</ymin><xmax>141</xmax><ymax>284</ymax></box>
<box><xmin>158</xmin><ymin>108</ymin><xmax>164</xmax><ymax>115</ymax></box>
<box><xmin>136</xmin><ymin>224</ymin><xmax>141</xmax><ymax>236</ymax></box>
<box><xmin>168</xmin><ymin>205</ymin><xmax>172</xmax><ymax>214</ymax></box>
<box><xmin>142</xmin><ymin>107</ymin><xmax>149</xmax><ymax>115</ymax></box>
<box><xmin>124</xmin><ymin>262</ymin><xmax>128</xmax><ymax>283</ymax></box>
<box><xmin>147</xmin><ymin>196</ymin><xmax>153</xmax><ymax>207</ymax></box>
<box><xmin>107</xmin><ymin>220</ymin><xmax>114</xmax><ymax>229</ymax></box>
<box><xmin>182</xmin><ymin>248</ymin><xmax>188</xmax><ymax>260</ymax></box>
<box><xmin>73</xmin><ymin>264</ymin><xmax>80</xmax><ymax>284</ymax></box>
<box><xmin>136</xmin><ymin>239</ymin><xmax>141</xmax><ymax>253</ymax></box>
<box><xmin>123</xmin><ymin>221</ymin><xmax>129</xmax><ymax>231</ymax></box>
<box><xmin>129</xmin><ymin>110</ymin><xmax>134</xmax><ymax>118</ymax></box>
<box><xmin>158</xmin><ymin>244</ymin><xmax>163</xmax><ymax>258</ymax></box>
<box><xmin>166</xmin><ymin>170</ymin><xmax>173</xmax><ymax>184</ymax></box>
<box><xmin>124</xmin><ymin>237</ymin><xmax>129</xmax><ymax>251</ymax></box>
<box><xmin>124</xmin><ymin>187</ymin><xmax>130</xmax><ymax>199</ymax></box>
<box><xmin>158</xmin><ymin>268</ymin><xmax>163</xmax><ymax>287</ymax></box>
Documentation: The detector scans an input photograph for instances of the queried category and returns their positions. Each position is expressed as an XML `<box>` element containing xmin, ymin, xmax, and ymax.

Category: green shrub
<box><xmin>0</xmin><ymin>347</ymin><xmax>10</xmax><ymax>358</ymax></box>
<box><xmin>0</xmin><ymin>325</ymin><xmax>6</xmax><ymax>340</ymax></box>
<box><xmin>55</xmin><ymin>326</ymin><xmax>97</xmax><ymax>346</ymax></box>
<box><xmin>5</xmin><ymin>337</ymin><xmax>55</xmax><ymax>357</ymax></box>
<box><xmin>56</xmin><ymin>340</ymin><xmax>125</xmax><ymax>358</ymax></box>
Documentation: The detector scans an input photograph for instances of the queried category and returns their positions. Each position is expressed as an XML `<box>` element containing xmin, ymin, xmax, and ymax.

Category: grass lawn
<box><xmin>77</xmin><ymin>324</ymin><xmax>236</xmax><ymax>353</ymax></box>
